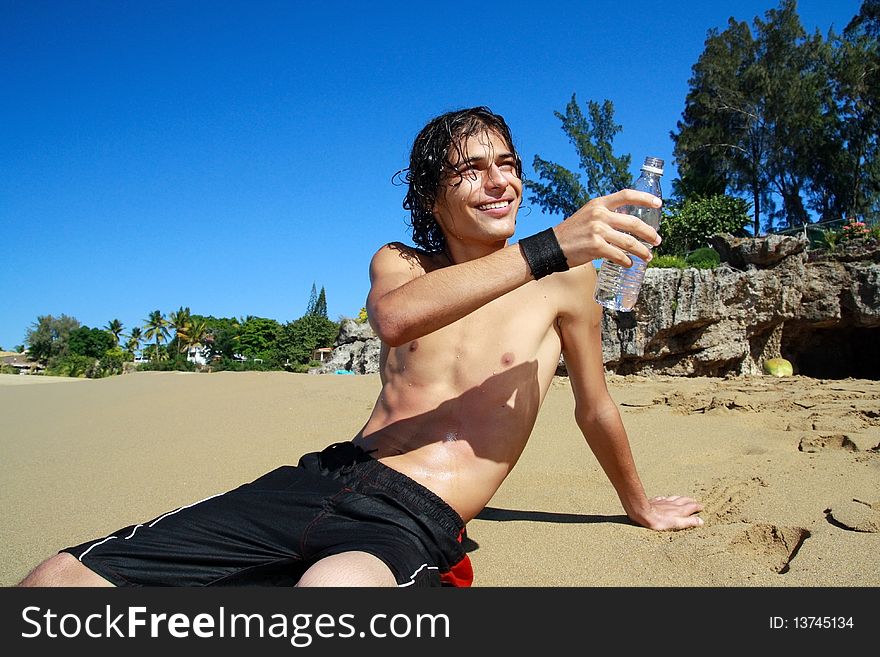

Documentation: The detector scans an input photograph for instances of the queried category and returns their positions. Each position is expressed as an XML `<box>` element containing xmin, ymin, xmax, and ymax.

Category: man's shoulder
<box><xmin>371</xmin><ymin>242</ymin><xmax>444</xmax><ymax>271</ymax></box>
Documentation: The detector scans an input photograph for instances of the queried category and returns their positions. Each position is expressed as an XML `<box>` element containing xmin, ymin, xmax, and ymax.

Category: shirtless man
<box><xmin>19</xmin><ymin>106</ymin><xmax>702</xmax><ymax>588</ymax></box>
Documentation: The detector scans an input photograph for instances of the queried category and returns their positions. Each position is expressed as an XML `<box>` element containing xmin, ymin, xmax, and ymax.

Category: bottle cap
<box><xmin>641</xmin><ymin>156</ymin><xmax>664</xmax><ymax>175</ymax></box>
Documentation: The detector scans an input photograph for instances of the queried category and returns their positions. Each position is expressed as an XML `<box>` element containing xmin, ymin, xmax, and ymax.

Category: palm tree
<box><xmin>105</xmin><ymin>319</ymin><xmax>124</xmax><ymax>346</ymax></box>
<box><xmin>143</xmin><ymin>310</ymin><xmax>170</xmax><ymax>362</ymax></box>
<box><xmin>178</xmin><ymin>317</ymin><xmax>210</xmax><ymax>362</ymax></box>
<box><xmin>125</xmin><ymin>326</ymin><xmax>143</xmax><ymax>356</ymax></box>
<box><xmin>169</xmin><ymin>306</ymin><xmax>192</xmax><ymax>354</ymax></box>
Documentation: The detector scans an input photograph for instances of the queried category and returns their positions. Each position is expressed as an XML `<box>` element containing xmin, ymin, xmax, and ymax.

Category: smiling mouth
<box><xmin>477</xmin><ymin>200</ymin><xmax>511</xmax><ymax>211</ymax></box>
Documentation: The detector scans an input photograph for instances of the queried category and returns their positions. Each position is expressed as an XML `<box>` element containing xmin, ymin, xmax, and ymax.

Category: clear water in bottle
<box><xmin>594</xmin><ymin>157</ymin><xmax>663</xmax><ymax>312</ymax></box>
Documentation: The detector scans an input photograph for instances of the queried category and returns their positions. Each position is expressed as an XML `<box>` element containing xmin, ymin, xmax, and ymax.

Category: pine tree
<box><xmin>305</xmin><ymin>283</ymin><xmax>318</xmax><ymax>316</ymax></box>
<box><xmin>314</xmin><ymin>287</ymin><xmax>328</xmax><ymax>319</ymax></box>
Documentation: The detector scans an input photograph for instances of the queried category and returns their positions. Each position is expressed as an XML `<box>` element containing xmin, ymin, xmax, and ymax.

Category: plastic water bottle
<box><xmin>594</xmin><ymin>156</ymin><xmax>664</xmax><ymax>312</ymax></box>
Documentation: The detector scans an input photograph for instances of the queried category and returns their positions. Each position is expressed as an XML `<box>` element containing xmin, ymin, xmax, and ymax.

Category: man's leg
<box><xmin>296</xmin><ymin>551</ymin><xmax>397</xmax><ymax>587</ymax></box>
<box><xmin>17</xmin><ymin>553</ymin><xmax>114</xmax><ymax>587</ymax></box>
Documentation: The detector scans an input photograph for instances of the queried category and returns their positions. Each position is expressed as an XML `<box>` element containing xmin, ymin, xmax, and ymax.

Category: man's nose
<box><xmin>484</xmin><ymin>164</ymin><xmax>506</xmax><ymax>189</ymax></box>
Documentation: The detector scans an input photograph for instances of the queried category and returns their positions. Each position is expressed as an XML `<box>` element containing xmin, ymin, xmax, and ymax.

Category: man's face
<box><xmin>432</xmin><ymin>130</ymin><xmax>522</xmax><ymax>247</ymax></box>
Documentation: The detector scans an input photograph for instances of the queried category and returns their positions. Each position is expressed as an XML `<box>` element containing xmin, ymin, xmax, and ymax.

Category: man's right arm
<box><xmin>367</xmin><ymin>189</ymin><xmax>663</xmax><ymax>347</ymax></box>
<box><xmin>366</xmin><ymin>242</ymin><xmax>532</xmax><ymax>346</ymax></box>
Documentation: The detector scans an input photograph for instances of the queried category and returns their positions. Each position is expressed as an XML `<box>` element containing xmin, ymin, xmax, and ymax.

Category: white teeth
<box><xmin>478</xmin><ymin>201</ymin><xmax>509</xmax><ymax>210</ymax></box>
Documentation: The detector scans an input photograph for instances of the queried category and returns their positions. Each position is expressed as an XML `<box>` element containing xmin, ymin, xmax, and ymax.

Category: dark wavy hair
<box><xmin>398</xmin><ymin>106</ymin><xmax>522</xmax><ymax>253</ymax></box>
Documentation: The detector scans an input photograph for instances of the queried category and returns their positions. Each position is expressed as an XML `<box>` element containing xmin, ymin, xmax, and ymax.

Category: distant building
<box><xmin>186</xmin><ymin>346</ymin><xmax>209</xmax><ymax>366</ymax></box>
<box><xmin>312</xmin><ymin>347</ymin><xmax>333</xmax><ymax>363</ymax></box>
<box><xmin>0</xmin><ymin>352</ymin><xmax>45</xmax><ymax>375</ymax></box>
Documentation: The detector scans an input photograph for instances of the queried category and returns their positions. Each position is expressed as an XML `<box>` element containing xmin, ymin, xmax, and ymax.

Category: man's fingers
<box><xmin>602</xmin><ymin>230</ymin><xmax>654</xmax><ymax>264</ymax></box>
<box><xmin>607</xmin><ymin>211</ymin><xmax>662</xmax><ymax>247</ymax></box>
<box><xmin>601</xmin><ymin>188</ymin><xmax>663</xmax><ymax>210</ymax></box>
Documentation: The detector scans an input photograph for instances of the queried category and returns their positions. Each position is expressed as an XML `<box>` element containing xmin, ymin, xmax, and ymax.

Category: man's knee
<box><xmin>18</xmin><ymin>552</ymin><xmax>114</xmax><ymax>587</ymax></box>
<box><xmin>296</xmin><ymin>551</ymin><xmax>397</xmax><ymax>587</ymax></box>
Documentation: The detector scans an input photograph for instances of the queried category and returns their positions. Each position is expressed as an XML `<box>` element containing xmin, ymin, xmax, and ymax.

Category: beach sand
<box><xmin>2</xmin><ymin>370</ymin><xmax>878</xmax><ymax>587</ymax></box>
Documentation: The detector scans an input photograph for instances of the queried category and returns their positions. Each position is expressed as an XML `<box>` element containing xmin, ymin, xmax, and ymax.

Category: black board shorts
<box><xmin>62</xmin><ymin>442</ymin><xmax>467</xmax><ymax>587</ymax></box>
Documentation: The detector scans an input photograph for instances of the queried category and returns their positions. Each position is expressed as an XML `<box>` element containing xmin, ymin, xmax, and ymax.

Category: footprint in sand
<box><xmin>727</xmin><ymin>523</ymin><xmax>811</xmax><ymax>574</ymax></box>
<box><xmin>825</xmin><ymin>498</ymin><xmax>880</xmax><ymax>533</ymax></box>
<box><xmin>798</xmin><ymin>434</ymin><xmax>859</xmax><ymax>453</ymax></box>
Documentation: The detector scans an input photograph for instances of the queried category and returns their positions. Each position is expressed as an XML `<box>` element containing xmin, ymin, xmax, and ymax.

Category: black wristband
<box><xmin>519</xmin><ymin>228</ymin><xmax>569</xmax><ymax>279</ymax></box>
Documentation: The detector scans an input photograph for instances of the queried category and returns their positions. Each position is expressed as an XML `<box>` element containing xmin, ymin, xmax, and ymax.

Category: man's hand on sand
<box><xmin>636</xmin><ymin>495</ymin><xmax>705</xmax><ymax>531</ymax></box>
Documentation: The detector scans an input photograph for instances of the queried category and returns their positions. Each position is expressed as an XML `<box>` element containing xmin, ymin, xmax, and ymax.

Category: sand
<box><xmin>1</xmin><ymin>370</ymin><xmax>878</xmax><ymax>587</ymax></box>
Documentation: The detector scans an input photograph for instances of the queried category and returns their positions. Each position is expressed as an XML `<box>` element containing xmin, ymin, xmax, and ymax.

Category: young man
<box><xmin>19</xmin><ymin>106</ymin><xmax>702</xmax><ymax>588</ymax></box>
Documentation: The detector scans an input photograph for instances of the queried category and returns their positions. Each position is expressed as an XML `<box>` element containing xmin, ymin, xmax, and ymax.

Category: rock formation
<box><xmin>597</xmin><ymin>233</ymin><xmax>879</xmax><ymax>379</ymax></box>
<box><xmin>319</xmin><ymin>319</ymin><xmax>381</xmax><ymax>375</ymax></box>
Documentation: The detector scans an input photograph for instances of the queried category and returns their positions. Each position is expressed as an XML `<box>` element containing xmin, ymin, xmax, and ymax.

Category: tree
<box><xmin>168</xmin><ymin>306</ymin><xmax>192</xmax><ymax>354</ymax></box>
<box><xmin>124</xmin><ymin>326</ymin><xmax>143</xmax><ymax>356</ymax></box>
<box><xmin>278</xmin><ymin>315</ymin><xmax>339</xmax><ymax>366</ymax></box>
<box><xmin>25</xmin><ymin>314</ymin><xmax>81</xmax><ymax>364</ymax></box>
<box><xmin>313</xmin><ymin>286</ymin><xmax>328</xmax><ymax>319</ymax></box>
<box><xmin>197</xmin><ymin>316</ymin><xmax>241</xmax><ymax>362</ymax></box>
<box><xmin>177</xmin><ymin>317</ymin><xmax>210</xmax><ymax>358</ymax></box>
<box><xmin>525</xmin><ymin>94</ymin><xmax>632</xmax><ymax>217</ymax></box>
<box><xmin>828</xmin><ymin>0</ymin><xmax>880</xmax><ymax>222</ymax></box>
<box><xmin>672</xmin><ymin>1</ymin><xmax>876</xmax><ymax>233</ymax></box>
<box><xmin>68</xmin><ymin>326</ymin><xmax>115</xmax><ymax>360</ymax></box>
<box><xmin>237</xmin><ymin>317</ymin><xmax>282</xmax><ymax>364</ymax></box>
<box><xmin>104</xmin><ymin>319</ymin><xmax>124</xmax><ymax>346</ymax></box>
<box><xmin>143</xmin><ymin>310</ymin><xmax>170</xmax><ymax>362</ymax></box>
<box><xmin>305</xmin><ymin>283</ymin><xmax>318</xmax><ymax>316</ymax></box>
<box><xmin>659</xmin><ymin>194</ymin><xmax>752</xmax><ymax>255</ymax></box>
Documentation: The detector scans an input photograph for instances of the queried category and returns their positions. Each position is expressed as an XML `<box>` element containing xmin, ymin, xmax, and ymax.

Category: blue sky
<box><xmin>0</xmin><ymin>0</ymin><xmax>862</xmax><ymax>351</ymax></box>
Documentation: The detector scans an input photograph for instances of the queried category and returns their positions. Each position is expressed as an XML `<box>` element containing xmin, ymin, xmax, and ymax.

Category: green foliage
<box><xmin>525</xmin><ymin>94</ymin><xmax>631</xmax><ymax>217</ymax></box>
<box><xmin>102</xmin><ymin>346</ymin><xmax>132</xmax><ymax>369</ymax></box>
<box><xmin>68</xmin><ymin>326</ymin><xmax>115</xmax><ymax>359</ymax></box>
<box><xmin>685</xmin><ymin>247</ymin><xmax>722</xmax><ymax>269</ymax></box>
<box><xmin>143</xmin><ymin>310</ymin><xmax>170</xmax><ymax>360</ymax></box>
<box><xmin>314</xmin><ymin>287</ymin><xmax>328</xmax><ymax>319</ymax></box>
<box><xmin>672</xmin><ymin>0</ymin><xmax>880</xmax><ymax>232</ymax></box>
<box><xmin>305</xmin><ymin>283</ymin><xmax>318</xmax><ymax>315</ymax></box>
<box><xmin>142</xmin><ymin>343</ymin><xmax>170</xmax><ymax>362</ymax></box>
<box><xmin>647</xmin><ymin>254</ymin><xmax>688</xmax><ymax>269</ymax></box>
<box><xmin>819</xmin><ymin>227</ymin><xmax>841</xmax><ymax>251</ymax></box>
<box><xmin>305</xmin><ymin>284</ymin><xmax>329</xmax><ymax>319</ymax></box>
<box><xmin>137</xmin><ymin>355</ymin><xmax>197</xmax><ymax>372</ymax></box>
<box><xmin>278</xmin><ymin>315</ymin><xmax>339</xmax><ymax>366</ymax></box>
<box><xmin>25</xmin><ymin>314</ymin><xmax>81</xmax><ymax>364</ymax></box>
<box><xmin>356</xmin><ymin>307</ymin><xmax>369</xmax><ymax>324</ymax></box>
<box><xmin>167</xmin><ymin>306</ymin><xmax>194</xmax><ymax>355</ymax></box>
<box><xmin>1</xmin><ymin>364</ymin><xmax>19</xmax><ymax>374</ymax></box>
<box><xmin>124</xmin><ymin>327</ymin><xmax>143</xmax><ymax>356</ymax></box>
<box><xmin>237</xmin><ymin>316</ymin><xmax>282</xmax><ymax>364</ymax></box>
<box><xmin>659</xmin><ymin>194</ymin><xmax>751</xmax><ymax>255</ymax></box>
<box><xmin>209</xmin><ymin>358</ymin><xmax>272</xmax><ymax>372</ymax></box>
<box><xmin>104</xmin><ymin>319</ymin><xmax>124</xmax><ymax>346</ymax></box>
<box><xmin>46</xmin><ymin>345</ymin><xmax>132</xmax><ymax>378</ymax></box>
<box><xmin>46</xmin><ymin>353</ymin><xmax>93</xmax><ymax>378</ymax></box>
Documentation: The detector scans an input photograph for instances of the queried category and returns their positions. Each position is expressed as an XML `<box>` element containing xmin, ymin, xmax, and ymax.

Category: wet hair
<box><xmin>398</xmin><ymin>106</ymin><xmax>522</xmax><ymax>253</ymax></box>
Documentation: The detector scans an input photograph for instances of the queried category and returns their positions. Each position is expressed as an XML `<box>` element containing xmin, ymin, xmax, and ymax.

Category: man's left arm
<box><xmin>556</xmin><ymin>266</ymin><xmax>704</xmax><ymax>531</ymax></box>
